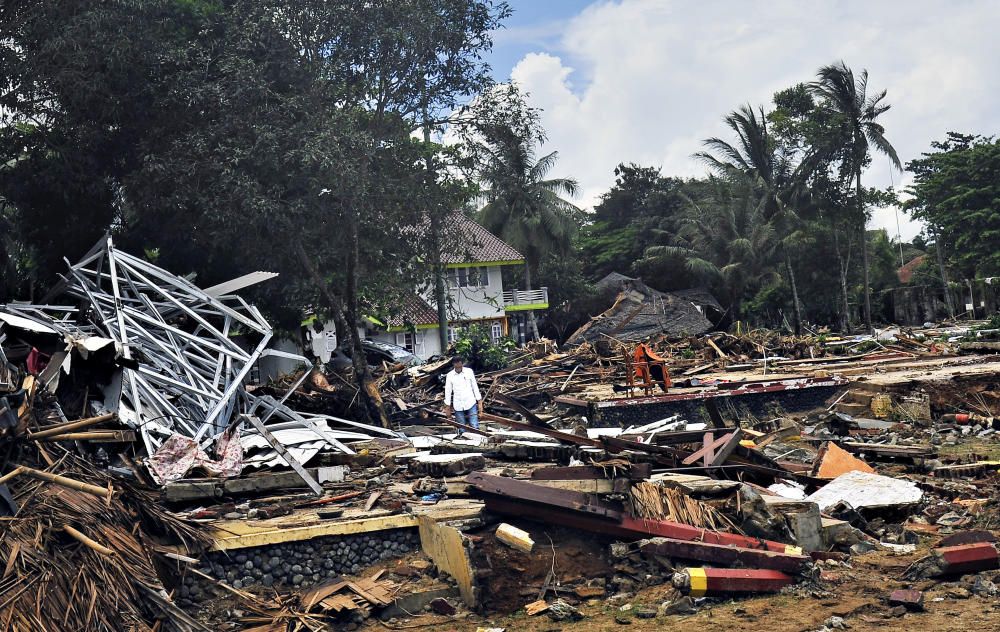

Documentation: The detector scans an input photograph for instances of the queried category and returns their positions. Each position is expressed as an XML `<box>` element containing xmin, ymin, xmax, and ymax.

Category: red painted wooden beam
<box><xmin>639</xmin><ymin>537</ymin><xmax>809</xmax><ymax>573</ymax></box>
<box><xmin>674</xmin><ymin>567</ymin><xmax>795</xmax><ymax>596</ymax></box>
<box><xmin>619</xmin><ymin>514</ymin><xmax>798</xmax><ymax>554</ymax></box>
<box><xmin>932</xmin><ymin>542</ymin><xmax>1000</xmax><ymax>575</ymax></box>
<box><xmin>467</xmin><ymin>473</ymin><xmax>800</xmax><ymax>554</ymax></box>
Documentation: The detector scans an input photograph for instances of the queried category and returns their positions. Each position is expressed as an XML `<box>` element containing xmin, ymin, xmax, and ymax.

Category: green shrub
<box><xmin>453</xmin><ymin>324</ymin><xmax>515</xmax><ymax>371</ymax></box>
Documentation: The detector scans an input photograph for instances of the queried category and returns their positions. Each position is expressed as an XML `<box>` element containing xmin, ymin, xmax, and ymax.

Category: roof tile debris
<box><xmin>568</xmin><ymin>277</ymin><xmax>714</xmax><ymax>343</ymax></box>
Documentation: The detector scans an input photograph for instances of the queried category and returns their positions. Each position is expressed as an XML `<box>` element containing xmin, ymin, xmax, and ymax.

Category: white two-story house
<box><xmin>257</xmin><ymin>215</ymin><xmax>550</xmax><ymax>377</ymax></box>
<box><xmin>366</xmin><ymin>214</ymin><xmax>548</xmax><ymax>360</ymax></box>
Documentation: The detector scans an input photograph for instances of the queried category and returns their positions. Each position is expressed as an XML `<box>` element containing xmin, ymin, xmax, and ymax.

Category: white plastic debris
<box><xmin>806</xmin><ymin>470</ymin><xmax>923</xmax><ymax>511</ymax></box>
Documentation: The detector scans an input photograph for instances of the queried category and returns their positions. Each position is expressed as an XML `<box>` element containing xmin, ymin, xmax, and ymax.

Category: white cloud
<box><xmin>505</xmin><ymin>0</ymin><xmax>1000</xmax><ymax>241</ymax></box>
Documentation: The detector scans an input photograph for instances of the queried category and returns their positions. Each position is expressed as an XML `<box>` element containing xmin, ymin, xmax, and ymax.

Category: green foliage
<box><xmin>579</xmin><ymin>220</ymin><xmax>642</xmax><ymax>278</ymax></box>
<box><xmin>0</xmin><ymin>0</ymin><xmax>512</xmax><ymax>425</ymax></box>
<box><xmin>852</xmin><ymin>340</ymin><xmax>881</xmax><ymax>354</ymax></box>
<box><xmin>809</xmin><ymin>61</ymin><xmax>900</xmax><ymax>331</ymax></box>
<box><xmin>905</xmin><ymin>133</ymin><xmax>1000</xmax><ymax>279</ymax></box>
<box><xmin>641</xmin><ymin>178</ymin><xmax>780</xmax><ymax>322</ymax></box>
<box><xmin>577</xmin><ymin>64</ymin><xmax>908</xmax><ymax>333</ymax></box>
<box><xmin>466</xmin><ymin>85</ymin><xmax>583</xmax><ymax>284</ymax></box>
<box><xmin>0</xmin><ymin>0</ymin><xmax>509</xmax><ymax>325</ymax></box>
<box><xmin>965</xmin><ymin>314</ymin><xmax>1000</xmax><ymax>342</ymax></box>
<box><xmin>534</xmin><ymin>251</ymin><xmax>603</xmax><ymax>342</ymax></box>
<box><xmin>580</xmin><ymin>164</ymin><xmax>705</xmax><ymax>286</ymax></box>
<box><xmin>453</xmin><ymin>324</ymin><xmax>515</xmax><ymax>371</ymax></box>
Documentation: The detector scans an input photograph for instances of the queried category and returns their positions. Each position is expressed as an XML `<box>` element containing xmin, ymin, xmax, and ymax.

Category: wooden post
<box><xmin>64</xmin><ymin>525</ymin><xmax>115</xmax><ymax>555</ymax></box>
<box><xmin>17</xmin><ymin>467</ymin><xmax>112</xmax><ymax>499</ymax></box>
<box><xmin>28</xmin><ymin>413</ymin><xmax>116</xmax><ymax>439</ymax></box>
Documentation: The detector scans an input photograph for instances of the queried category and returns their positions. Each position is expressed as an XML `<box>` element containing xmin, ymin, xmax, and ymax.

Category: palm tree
<box><xmin>477</xmin><ymin>128</ymin><xmax>581</xmax><ymax>340</ymax></box>
<box><xmin>695</xmin><ymin>104</ymin><xmax>806</xmax><ymax>333</ymax></box>
<box><xmin>810</xmin><ymin>61</ymin><xmax>901</xmax><ymax>333</ymax></box>
<box><xmin>642</xmin><ymin>178</ymin><xmax>780</xmax><ymax>323</ymax></box>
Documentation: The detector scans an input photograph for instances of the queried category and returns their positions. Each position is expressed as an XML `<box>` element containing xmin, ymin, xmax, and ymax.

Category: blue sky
<box><xmin>488</xmin><ymin>1</ymin><xmax>590</xmax><ymax>81</ymax></box>
<box><xmin>479</xmin><ymin>0</ymin><xmax>1000</xmax><ymax>241</ymax></box>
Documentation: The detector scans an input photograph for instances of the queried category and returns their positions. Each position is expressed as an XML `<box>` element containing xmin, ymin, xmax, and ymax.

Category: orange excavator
<box><xmin>627</xmin><ymin>343</ymin><xmax>671</xmax><ymax>395</ymax></box>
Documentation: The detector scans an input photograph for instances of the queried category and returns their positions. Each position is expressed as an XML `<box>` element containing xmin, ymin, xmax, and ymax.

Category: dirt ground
<box><xmin>471</xmin><ymin>526</ymin><xmax>614</xmax><ymax>614</ymax></box>
<box><xmin>366</xmin><ymin>537</ymin><xmax>1000</xmax><ymax>632</ymax></box>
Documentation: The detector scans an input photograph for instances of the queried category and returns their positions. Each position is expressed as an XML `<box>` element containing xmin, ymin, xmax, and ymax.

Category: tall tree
<box><xmin>905</xmin><ymin>132</ymin><xmax>1000</xmax><ymax>313</ymax></box>
<box><xmin>695</xmin><ymin>104</ymin><xmax>805</xmax><ymax>333</ymax></box>
<box><xmin>0</xmin><ymin>0</ymin><xmax>510</xmax><ymax>425</ymax></box>
<box><xmin>769</xmin><ymin>84</ymin><xmax>859</xmax><ymax>330</ymax></box>
<box><xmin>470</xmin><ymin>92</ymin><xmax>581</xmax><ymax>340</ymax></box>
<box><xmin>641</xmin><ymin>178</ymin><xmax>780</xmax><ymax>323</ymax></box>
<box><xmin>580</xmin><ymin>164</ymin><xmax>697</xmax><ymax>285</ymax></box>
<box><xmin>810</xmin><ymin>61</ymin><xmax>901</xmax><ymax>332</ymax></box>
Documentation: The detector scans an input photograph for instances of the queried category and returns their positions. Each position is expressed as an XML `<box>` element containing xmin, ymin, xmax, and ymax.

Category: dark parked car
<box><xmin>326</xmin><ymin>339</ymin><xmax>421</xmax><ymax>370</ymax></box>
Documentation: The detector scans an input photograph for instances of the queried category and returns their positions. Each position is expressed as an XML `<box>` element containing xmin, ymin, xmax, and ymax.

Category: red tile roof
<box><xmin>897</xmin><ymin>255</ymin><xmax>927</xmax><ymax>284</ymax></box>
<box><xmin>443</xmin><ymin>214</ymin><xmax>523</xmax><ymax>265</ymax></box>
<box><xmin>386</xmin><ymin>295</ymin><xmax>439</xmax><ymax>328</ymax></box>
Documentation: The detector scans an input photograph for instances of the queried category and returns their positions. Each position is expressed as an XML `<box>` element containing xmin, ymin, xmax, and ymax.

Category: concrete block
<box><xmin>495</xmin><ymin>523</ymin><xmax>534</xmax><ymax>553</ymax></box>
<box><xmin>760</xmin><ymin>495</ymin><xmax>824</xmax><ymax>552</ymax></box>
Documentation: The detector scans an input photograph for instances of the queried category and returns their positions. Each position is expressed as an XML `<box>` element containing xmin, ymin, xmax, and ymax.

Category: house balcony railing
<box><xmin>502</xmin><ymin>287</ymin><xmax>549</xmax><ymax>311</ymax></box>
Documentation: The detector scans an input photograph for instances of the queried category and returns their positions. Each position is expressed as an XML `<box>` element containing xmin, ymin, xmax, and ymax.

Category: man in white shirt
<box><xmin>444</xmin><ymin>356</ymin><xmax>482</xmax><ymax>432</ymax></box>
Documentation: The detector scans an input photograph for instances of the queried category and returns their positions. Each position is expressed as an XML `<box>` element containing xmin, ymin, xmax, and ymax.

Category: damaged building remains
<box><xmin>4</xmin><ymin>238</ymin><xmax>1000</xmax><ymax>631</ymax></box>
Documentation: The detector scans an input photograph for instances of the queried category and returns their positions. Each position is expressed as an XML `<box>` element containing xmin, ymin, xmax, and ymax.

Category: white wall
<box><xmin>256</xmin><ymin>337</ymin><xmax>309</xmax><ymax>383</ymax></box>
<box><xmin>369</xmin><ymin>329</ymin><xmax>442</xmax><ymax>361</ymax></box>
<box><xmin>423</xmin><ymin>265</ymin><xmax>505</xmax><ymax>321</ymax></box>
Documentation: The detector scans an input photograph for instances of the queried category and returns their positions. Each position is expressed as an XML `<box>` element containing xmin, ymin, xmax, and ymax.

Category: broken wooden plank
<box><xmin>681</xmin><ymin>432</ymin><xmax>734</xmax><ymax>466</ymax></box>
<box><xmin>813</xmin><ymin>442</ymin><xmax>875</xmax><ymax>479</ymax></box>
<box><xmin>530</xmin><ymin>463</ymin><xmax>652</xmax><ymax>480</ymax></box>
<box><xmin>706</xmin><ymin>337</ymin><xmax>729</xmax><ymax>359</ymax></box>
<box><xmin>364</xmin><ymin>491</ymin><xmax>382</xmax><ymax>511</ymax></box>
<box><xmin>682</xmin><ymin>363</ymin><xmax>715</xmax><ymax>376</ymax></box>
<box><xmin>841</xmin><ymin>441</ymin><xmax>936</xmax><ymax>460</ymax></box>
<box><xmin>531</xmin><ymin>478</ymin><xmax>616</xmax><ymax>494</ymax></box>
<box><xmin>704</xmin><ymin>398</ymin><xmax>728</xmax><ymax>429</ymax></box>
<box><xmin>707</xmin><ymin>428</ymin><xmax>744</xmax><ymax>466</ymax></box>
<box><xmin>524</xmin><ymin>599</ymin><xmax>549</xmax><ymax>616</ymax></box>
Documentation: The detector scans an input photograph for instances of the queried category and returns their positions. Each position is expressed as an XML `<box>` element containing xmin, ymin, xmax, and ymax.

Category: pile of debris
<box><xmin>0</xmin><ymin>449</ymin><xmax>209</xmax><ymax>631</ymax></box>
<box><xmin>1</xmin><ymin>237</ymin><xmax>398</xmax><ymax>490</ymax></box>
<box><xmin>6</xmin><ymin>239</ymin><xmax>1000</xmax><ymax>631</ymax></box>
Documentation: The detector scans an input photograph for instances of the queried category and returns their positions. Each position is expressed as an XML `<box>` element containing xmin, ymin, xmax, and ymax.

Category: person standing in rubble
<box><xmin>444</xmin><ymin>356</ymin><xmax>482</xmax><ymax>432</ymax></box>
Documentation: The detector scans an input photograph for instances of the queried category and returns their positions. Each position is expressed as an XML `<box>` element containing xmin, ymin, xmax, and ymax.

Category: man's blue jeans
<box><xmin>454</xmin><ymin>406</ymin><xmax>479</xmax><ymax>431</ymax></box>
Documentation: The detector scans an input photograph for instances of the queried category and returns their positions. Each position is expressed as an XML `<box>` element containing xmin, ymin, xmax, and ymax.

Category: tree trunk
<box><xmin>344</xmin><ymin>210</ymin><xmax>391</xmax><ymax>428</ymax></box>
<box><xmin>934</xmin><ymin>226</ymin><xmax>955</xmax><ymax>319</ymax></box>
<box><xmin>423</xmin><ymin>111</ymin><xmax>450</xmax><ymax>355</ymax></box>
<box><xmin>857</xmin><ymin>171</ymin><xmax>873</xmax><ymax>333</ymax></box>
<box><xmin>296</xmin><ymin>243</ymin><xmax>347</xmax><ymax>334</ymax></box>
<box><xmin>523</xmin><ymin>262</ymin><xmax>540</xmax><ymax>341</ymax></box>
<box><xmin>784</xmin><ymin>249</ymin><xmax>803</xmax><ymax>335</ymax></box>
<box><xmin>433</xmin><ymin>258</ymin><xmax>449</xmax><ymax>353</ymax></box>
<box><xmin>295</xmin><ymin>241</ymin><xmax>389</xmax><ymax>429</ymax></box>
<box><xmin>425</xmin><ymin>206</ymin><xmax>448</xmax><ymax>359</ymax></box>
<box><xmin>331</xmin><ymin>308</ymin><xmax>350</xmax><ymax>351</ymax></box>
<box><xmin>833</xmin><ymin>228</ymin><xmax>851</xmax><ymax>333</ymax></box>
